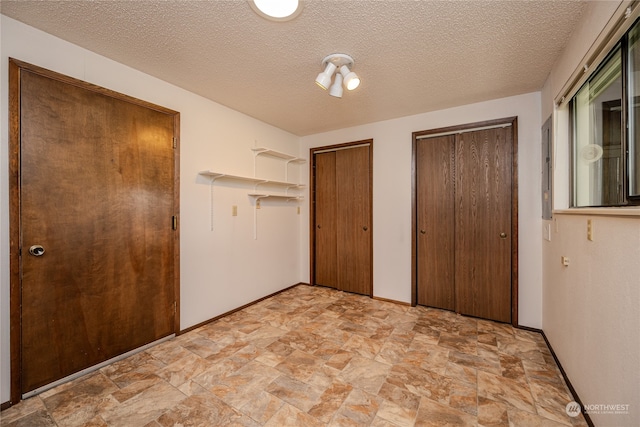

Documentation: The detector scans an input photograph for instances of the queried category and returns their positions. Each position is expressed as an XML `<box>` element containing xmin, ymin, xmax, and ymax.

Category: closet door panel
<box><xmin>336</xmin><ymin>146</ymin><xmax>371</xmax><ymax>295</ymax></box>
<box><xmin>314</xmin><ymin>152</ymin><xmax>338</xmax><ymax>288</ymax></box>
<box><xmin>455</xmin><ymin>128</ymin><xmax>512</xmax><ymax>322</ymax></box>
<box><xmin>416</xmin><ymin>136</ymin><xmax>455</xmax><ymax>310</ymax></box>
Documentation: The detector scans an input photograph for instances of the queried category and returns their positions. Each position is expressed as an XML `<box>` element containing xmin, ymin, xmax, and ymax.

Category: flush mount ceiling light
<box><xmin>250</xmin><ymin>0</ymin><xmax>303</xmax><ymax>21</ymax></box>
<box><xmin>315</xmin><ymin>54</ymin><xmax>360</xmax><ymax>98</ymax></box>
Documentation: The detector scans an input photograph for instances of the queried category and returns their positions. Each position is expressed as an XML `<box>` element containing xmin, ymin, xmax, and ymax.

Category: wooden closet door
<box><xmin>314</xmin><ymin>152</ymin><xmax>338</xmax><ymax>288</ymax></box>
<box><xmin>455</xmin><ymin>127</ymin><xmax>512</xmax><ymax>323</ymax></box>
<box><xmin>416</xmin><ymin>136</ymin><xmax>455</xmax><ymax>310</ymax></box>
<box><xmin>336</xmin><ymin>146</ymin><xmax>371</xmax><ymax>296</ymax></box>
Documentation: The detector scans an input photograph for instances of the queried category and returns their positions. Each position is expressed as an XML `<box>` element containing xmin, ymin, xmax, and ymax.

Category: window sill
<box><xmin>553</xmin><ymin>207</ymin><xmax>640</xmax><ymax>217</ymax></box>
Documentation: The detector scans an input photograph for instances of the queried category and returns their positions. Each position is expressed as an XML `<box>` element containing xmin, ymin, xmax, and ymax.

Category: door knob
<box><xmin>500</xmin><ymin>232</ymin><xmax>507</xmax><ymax>239</ymax></box>
<box><xmin>420</xmin><ymin>230</ymin><xmax>426</xmax><ymax>234</ymax></box>
<box><xmin>317</xmin><ymin>224</ymin><xmax>321</xmax><ymax>229</ymax></box>
<box><xmin>29</xmin><ymin>245</ymin><xmax>45</xmax><ymax>257</ymax></box>
<box><xmin>362</xmin><ymin>226</ymin><xmax>368</xmax><ymax>231</ymax></box>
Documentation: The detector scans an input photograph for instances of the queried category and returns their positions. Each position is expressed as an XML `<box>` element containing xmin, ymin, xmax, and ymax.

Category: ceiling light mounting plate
<box><xmin>321</xmin><ymin>53</ymin><xmax>354</xmax><ymax>69</ymax></box>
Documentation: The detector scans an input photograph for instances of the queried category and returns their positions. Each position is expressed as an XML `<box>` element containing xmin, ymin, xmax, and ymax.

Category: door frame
<box><xmin>309</xmin><ymin>140</ymin><xmax>374</xmax><ymax>296</ymax></box>
<box><xmin>8</xmin><ymin>59</ymin><xmax>181</xmax><ymax>405</ymax></box>
<box><xmin>411</xmin><ymin>117</ymin><xmax>518</xmax><ymax>326</ymax></box>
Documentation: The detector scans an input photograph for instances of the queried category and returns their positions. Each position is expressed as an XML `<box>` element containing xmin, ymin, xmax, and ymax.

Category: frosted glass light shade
<box><xmin>250</xmin><ymin>0</ymin><xmax>303</xmax><ymax>21</ymax></box>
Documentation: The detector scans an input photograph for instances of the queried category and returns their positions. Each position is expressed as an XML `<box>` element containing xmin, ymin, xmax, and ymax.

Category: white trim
<box><xmin>312</xmin><ymin>142</ymin><xmax>370</xmax><ymax>154</ymax></box>
<box><xmin>415</xmin><ymin>123</ymin><xmax>512</xmax><ymax>140</ymax></box>
<box><xmin>554</xmin><ymin>208</ymin><xmax>640</xmax><ymax>217</ymax></box>
<box><xmin>555</xmin><ymin>1</ymin><xmax>640</xmax><ymax>107</ymax></box>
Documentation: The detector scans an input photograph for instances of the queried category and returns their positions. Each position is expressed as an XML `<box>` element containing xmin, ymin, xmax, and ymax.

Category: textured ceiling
<box><xmin>1</xmin><ymin>0</ymin><xmax>587</xmax><ymax>136</ymax></box>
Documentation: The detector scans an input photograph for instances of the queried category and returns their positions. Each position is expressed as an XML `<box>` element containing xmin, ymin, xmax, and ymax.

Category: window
<box><xmin>628</xmin><ymin>23</ymin><xmax>640</xmax><ymax>197</ymax></box>
<box><xmin>571</xmin><ymin>20</ymin><xmax>640</xmax><ymax>207</ymax></box>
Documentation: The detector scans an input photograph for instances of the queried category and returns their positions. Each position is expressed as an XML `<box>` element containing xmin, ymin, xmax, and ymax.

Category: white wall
<box><xmin>299</xmin><ymin>92</ymin><xmax>543</xmax><ymax>329</ymax></box>
<box><xmin>0</xmin><ymin>16</ymin><xmax>301</xmax><ymax>403</ymax></box>
<box><xmin>543</xmin><ymin>214</ymin><xmax>640</xmax><ymax>426</ymax></box>
<box><xmin>541</xmin><ymin>1</ymin><xmax>640</xmax><ymax>425</ymax></box>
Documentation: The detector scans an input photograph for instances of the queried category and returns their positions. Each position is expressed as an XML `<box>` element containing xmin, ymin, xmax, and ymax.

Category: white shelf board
<box><xmin>248</xmin><ymin>193</ymin><xmax>304</xmax><ymax>201</ymax></box>
<box><xmin>199</xmin><ymin>171</ymin><xmax>304</xmax><ymax>188</ymax></box>
<box><xmin>251</xmin><ymin>147</ymin><xmax>306</xmax><ymax>163</ymax></box>
<box><xmin>199</xmin><ymin>171</ymin><xmax>265</xmax><ymax>184</ymax></box>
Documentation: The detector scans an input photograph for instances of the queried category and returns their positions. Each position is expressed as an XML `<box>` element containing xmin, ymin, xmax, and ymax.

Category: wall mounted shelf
<box><xmin>251</xmin><ymin>147</ymin><xmax>305</xmax><ymax>162</ymax></box>
<box><xmin>251</xmin><ymin>147</ymin><xmax>305</xmax><ymax>181</ymax></box>
<box><xmin>199</xmin><ymin>171</ymin><xmax>266</xmax><ymax>185</ymax></box>
<box><xmin>248</xmin><ymin>193</ymin><xmax>304</xmax><ymax>201</ymax></box>
<box><xmin>199</xmin><ymin>171</ymin><xmax>304</xmax><ymax>189</ymax></box>
<box><xmin>199</xmin><ymin>147</ymin><xmax>305</xmax><ymax>238</ymax></box>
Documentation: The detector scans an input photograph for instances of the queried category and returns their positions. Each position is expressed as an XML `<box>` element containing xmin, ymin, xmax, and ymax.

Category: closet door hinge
<box><xmin>172</xmin><ymin>137</ymin><xmax>177</xmax><ymax>149</ymax></box>
<box><xmin>172</xmin><ymin>215</ymin><xmax>177</xmax><ymax>230</ymax></box>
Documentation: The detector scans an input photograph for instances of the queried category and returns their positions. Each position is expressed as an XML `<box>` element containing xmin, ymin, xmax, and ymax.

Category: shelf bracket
<box><xmin>285</xmin><ymin>184</ymin><xmax>297</xmax><ymax>196</ymax></box>
<box><xmin>284</xmin><ymin>159</ymin><xmax>294</xmax><ymax>182</ymax></box>
<box><xmin>252</xmin><ymin>149</ymin><xmax>268</xmax><ymax>177</ymax></box>
<box><xmin>208</xmin><ymin>175</ymin><xmax>222</xmax><ymax>231</ymax></box>
<box><xmin>249</xmin><ymin>194</ymin><xmax>269</xmax><ymax>240</ymax></box>
<box><xmin>253</xmin><ymin>180</ymin><xmax>269</xmax><ymax>192</ymax></box>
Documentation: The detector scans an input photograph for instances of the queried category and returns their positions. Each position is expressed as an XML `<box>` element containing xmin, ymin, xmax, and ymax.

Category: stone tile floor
<box><xmin>1</xmin><ymin>285</ymin><xmax>587</xmax><ymax>426</ymax></box>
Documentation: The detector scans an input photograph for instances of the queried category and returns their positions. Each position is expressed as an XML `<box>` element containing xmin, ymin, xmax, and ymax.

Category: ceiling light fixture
<box><xmin>329</xmin><ymin>72</ymin><xmax>344</xmax><ymax>98</ymax></box>
<box><xmin>250</xmin><ymin>0</ymin><xmax>303</xmax><ymax>22</ymax></box>
<box><xmin>315</xmin><ymin>61</ymin><xmax>337</xmax><ymax>90</ymax></box>
<box><xmin>315</xmin><ymin>54</ymin><xmax>360</xmax><ymax>97</ymax></box>
<box><xmin>339</xmin><ymin>65</ymin><xmax>360</xmax><ymax>91</ymax></box>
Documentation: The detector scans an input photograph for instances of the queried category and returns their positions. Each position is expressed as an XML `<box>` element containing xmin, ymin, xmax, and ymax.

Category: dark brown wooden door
<box><xmin>416</xmin><ymin>136</ymin><xmax>455</xmax><ymax>310</ymax></box>
<box><xmin>312</xmin><ymin>143</ymin><xmax>372</xmax><ymax>296</ymax></box>
<box><xmin>314</xmin><ymin>152</ymin><xmax>338</xmax><ymax>288</ymax></box>
<box><xmin>336</xmin><ymin>146</ymin><xmax>371</xmax><ymax>295</ymax></box>
<box><xmin>415</xmin><ymin>123</ymin><xmax>513</xmax><ymax>323</ymax></box>
<box><xmin>19</xmin><ymin>68</ymin><xmax>177</xmax><ymax>394</ymax></box>
<box><xmin>455</xmin><ymin>127</ymin><xmax>512</xmax><ymax>322</ymax></box>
